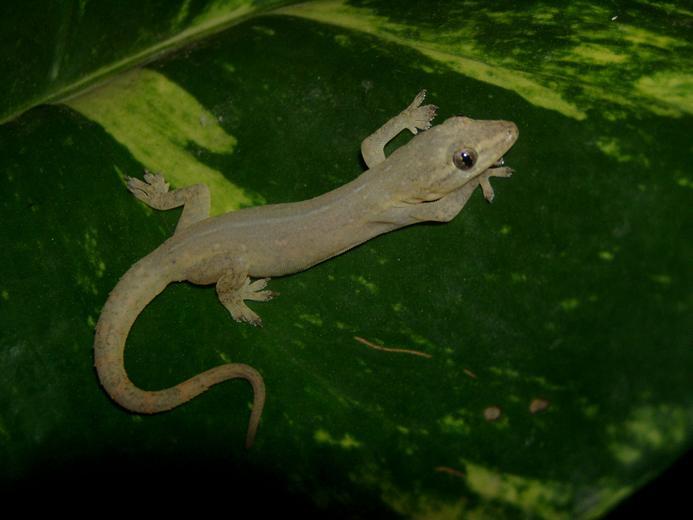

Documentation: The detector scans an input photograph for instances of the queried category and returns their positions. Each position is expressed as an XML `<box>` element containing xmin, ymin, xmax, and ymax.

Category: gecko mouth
<box><xmin>489</xmin><ymin>157</ymin><xmax>505</xmax><ymax>168</ymax></box>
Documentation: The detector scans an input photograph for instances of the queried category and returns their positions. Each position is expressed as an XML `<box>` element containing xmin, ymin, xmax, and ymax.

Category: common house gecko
<box><xmin>93</xmin><ymin>90</ymin><xmax>519</xmax><ymax>447</ymax></box>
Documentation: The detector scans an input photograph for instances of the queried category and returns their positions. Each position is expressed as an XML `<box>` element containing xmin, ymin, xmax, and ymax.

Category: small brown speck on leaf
<box><xmin>353</xmin><ymin>336</ymin><xmax>432</xmax><ymax>358</ymax></box>
<box><xmin>529</xmin><ymin>398</ymin><xmax>550</xmax><ymax>414</ymax></box>
<box><xmin>463</xmin><ymin>368</ymin><xmax>477</xmax><ymax>379</ymax></box>
<box><xmin>483</xmin><ymin>406</ymin><xmax>502</xmax><ymax>421</ymax></box>
<box><xmin>434</xmin><ymin>466</ymin><xmax>465</xmax><ymax>478</ymax></box>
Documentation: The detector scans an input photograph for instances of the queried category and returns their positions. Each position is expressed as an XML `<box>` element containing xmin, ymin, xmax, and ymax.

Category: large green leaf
<box><xmin>1</xmin><ymin>1</ymin><xmax>691</xmax><ymax>517</ymax></box>
<box><xmin>0</xmin><ymin>0</ymin><xmax>292</xmax><ymax>123</ymax></box>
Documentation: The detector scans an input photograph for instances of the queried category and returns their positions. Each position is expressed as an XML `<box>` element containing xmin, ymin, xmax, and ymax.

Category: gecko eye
<box><xmin>453</xmin><ymin>148</ymin><xmax>478</xmax><ymax>170</ymax></box>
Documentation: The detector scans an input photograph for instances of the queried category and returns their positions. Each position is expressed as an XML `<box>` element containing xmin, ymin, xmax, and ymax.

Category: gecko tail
<box><xmin>93</xmin><ymin>255</ymin><xmax>265</xmax><ymax>448</ymax></box>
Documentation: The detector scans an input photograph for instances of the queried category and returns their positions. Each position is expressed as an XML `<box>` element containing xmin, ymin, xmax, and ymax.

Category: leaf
<box><xmin>0</xmin><ymin>0</ymin><xmax>290</xmax><ymax>123</ymax></box>
<box><xmin>1</xmin><ymin>1</ymin><xmax>691</xmax><ymax>518</ymax></box>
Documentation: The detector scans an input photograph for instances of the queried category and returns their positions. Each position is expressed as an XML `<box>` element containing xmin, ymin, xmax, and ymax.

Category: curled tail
<box><xmin>94</xmin><ymin>254</ymin><xmax>265</xmax><ymax>448</ymax></box>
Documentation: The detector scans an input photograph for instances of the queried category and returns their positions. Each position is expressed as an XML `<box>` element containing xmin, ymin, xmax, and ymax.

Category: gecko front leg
<box><xmin>406</xmin><ymin>166</ymin><xmax>514</xmax><ymax>223</ymax></box>
<box><xmin>478</xmin><ymin>166</ymin><xmax>513</xmax><ymax>203</ymax></box>
<box><xmin>361</xmin><ymin>90</ymin><xmax>438</xmax><ymax>169</ymax></box>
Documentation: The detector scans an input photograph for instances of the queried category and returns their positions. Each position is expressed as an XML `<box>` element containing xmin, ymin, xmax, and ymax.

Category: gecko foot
<box><xmin>126</xmin><ymin>170</ymin><xmax>171</xmax><ymax>209</ymax></box>
<box><xmin>403</xmin><ymin>89</ymin><xmax>438</xmax><ymax>135</ymax></box>
<box><xmin>479</xmin><ymin>167</ymin><xmax>514</xmax><ymax>203</ymax></box>
<box><xmin>217</xmin><ymin>275</ymin><xmax>277</xmax><ymax>327</ymax></box>
<box><xmin>242</xmin><ymin>278</ymin><xmax>278</xmax><ymax>302</ymax></box>
<box><xmin>223</xmin><ymin>300</ymin><xmax>263</xmax><ymax>327</ymax></box>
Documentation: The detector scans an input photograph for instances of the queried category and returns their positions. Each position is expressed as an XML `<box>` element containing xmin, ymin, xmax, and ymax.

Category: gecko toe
<box><xmin>479</xmin><ymin>177</ymin><xmax>495</xmax><ymax>202</ymax></box>
<box><xmin>246</xmin><ymin>314</ymin><xmax>263</xmax><ymax>327</ymax></box>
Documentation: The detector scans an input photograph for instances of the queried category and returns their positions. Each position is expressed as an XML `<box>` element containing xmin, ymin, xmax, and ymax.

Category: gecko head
<box><xmin>395</xmin><ymin>115</ymin><xmax>518</xmax><ymax>201</ymax></box>
<box><xmin>444</xmin><ymin>116</ymin><xmax>518</xmax><ymax>176</ymax></box>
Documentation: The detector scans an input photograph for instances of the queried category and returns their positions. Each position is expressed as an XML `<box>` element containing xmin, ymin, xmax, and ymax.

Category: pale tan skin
<box><xmin>93</xmin><ymin>91</ymin><xmax>519</xmax><ymax>448</ymax></box>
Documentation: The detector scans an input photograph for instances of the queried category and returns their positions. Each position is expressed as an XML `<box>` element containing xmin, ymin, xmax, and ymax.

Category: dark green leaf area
<box><xmin>1</xmin><ymin>11</ymin><xmax>691</xmax><ymax>518</ymax></box>
<box><xmin>152</xmin><ymin>15</ymin><xmax>691</xmax><ymax>507</ymax></box>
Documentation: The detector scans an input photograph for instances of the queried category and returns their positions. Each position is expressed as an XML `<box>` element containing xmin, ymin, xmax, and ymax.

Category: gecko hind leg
<box><xmin>217</xmin><ymin>273</ymin><xmax>278</xmax><ymax>327</ymax></box>
<box><xmin>126</xmin><ymin>170</ymin><xmax>211</xmax><ymax>233</ymax></box>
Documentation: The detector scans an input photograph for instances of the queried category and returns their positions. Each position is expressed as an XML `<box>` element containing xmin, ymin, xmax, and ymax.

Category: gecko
<box><xmin>93</xmin><ymin>90</ymin><xmax>519</xmax><ymax>448</ymax></box>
